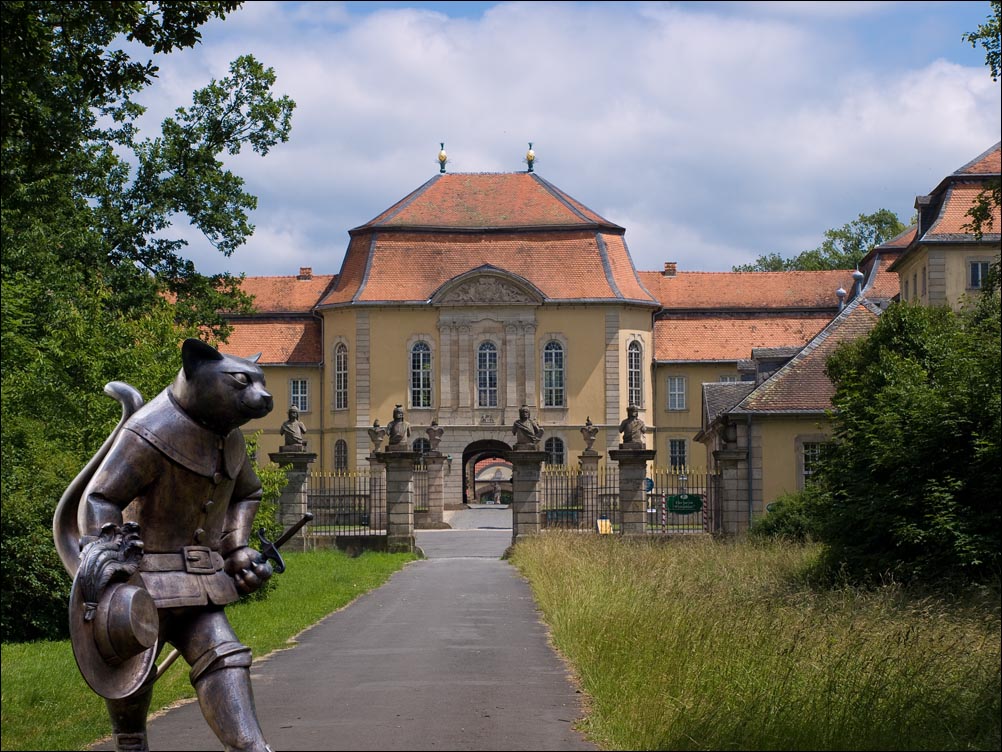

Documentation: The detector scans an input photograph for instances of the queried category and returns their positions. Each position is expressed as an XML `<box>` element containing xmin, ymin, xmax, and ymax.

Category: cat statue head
<box><xmin>171</xmin><ymin>338</ymin><xmax>274</xmax><ymax>435</ymax></box>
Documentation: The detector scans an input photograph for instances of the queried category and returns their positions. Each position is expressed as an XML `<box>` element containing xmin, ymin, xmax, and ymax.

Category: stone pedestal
<box><xmin>268</xmin><ymin>450</ymin><xmax>318</xmax><ymax>551</ymax></box>
<box><xmin>510</xmin><ymin>449</ymin><xmax>547</xmax><ymax>545</ymax></box>
<box><xmin>422</xmin><ymin>452</ymin><xmax>447</xmax><ymax>527</ymax></box>
<box><xmin>609</xmin><ymin>447</ymin><xmax>657</xmax><ymax>536</ymax></box>
<box><xmin>375</xmin><ymin>450</ymin><xmax>420</xmax><ymax>553</ymax></box>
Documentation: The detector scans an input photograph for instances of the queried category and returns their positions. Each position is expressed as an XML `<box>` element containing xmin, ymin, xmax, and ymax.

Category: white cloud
<box><xmin>133</xmin><ymin>1</ymin><xmax>1000</xmax><ymax>277</ymax></box>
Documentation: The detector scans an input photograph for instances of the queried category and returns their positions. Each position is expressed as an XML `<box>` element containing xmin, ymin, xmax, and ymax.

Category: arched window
<box><xmin>477</xmin><ymin>341</ymin><xmax>498</xmax><ymax>407</ymax></box>
<box><xmin>542</xmin><ymin>341</ymin><xmax>565</xmax><ymax>407</ymax></box>
<box><xmin>334</xmin><ymin>343</ymin><xmax>348</xmax><ymax>410</ymax></box>
<box><xmin>333</xmin><ymin>439</ymin><xmax>348</xmax><ymax>470</ymax></box>
<box><xmin>627</xmin><ymin>341</ymin><xmax>643</xmax><ymax>408</ymax></box>
<box><xmin>413</xmin><ymin>438</ymin><xmax>431</xmax><ymax>455</ymax></box>
<box><xmin>544</xmin><ymin>437</ymin><xmax>565</xmax><ymax>466</ymax></box>
<box><xmin>410</xmin><ymin>342</ymin><xmax>432</xmax><ymax>408</ymax></box>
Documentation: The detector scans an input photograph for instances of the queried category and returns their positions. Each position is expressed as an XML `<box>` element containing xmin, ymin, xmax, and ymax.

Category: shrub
<box><xmin>749</xmin><ymin>487</ymin><xmax>824</xmax><ymax>543</ymax></box>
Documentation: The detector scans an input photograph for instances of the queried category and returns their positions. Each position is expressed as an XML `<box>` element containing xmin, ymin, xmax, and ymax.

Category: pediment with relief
<box><xmin>432</xmin><ymin>268</ymin><xmax>544</xmax><ymax>306</ymax></box>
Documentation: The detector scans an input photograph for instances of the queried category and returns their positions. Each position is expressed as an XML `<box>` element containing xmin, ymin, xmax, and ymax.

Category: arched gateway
<box><xmin>461</xmin><ymin>440</ymin><xmax>510</xmax><ymax>505</ymax></box>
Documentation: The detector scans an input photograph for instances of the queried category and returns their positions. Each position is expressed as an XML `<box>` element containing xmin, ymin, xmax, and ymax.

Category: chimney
<box><xmin>297</xmin><ymin>267</ymin><xmax>312</xmax><ymax>280</ymax></box>
<box><xmin>663</xmin><ymin>261</ymin><xmax>678</xmax><ymax>277</ymax></box>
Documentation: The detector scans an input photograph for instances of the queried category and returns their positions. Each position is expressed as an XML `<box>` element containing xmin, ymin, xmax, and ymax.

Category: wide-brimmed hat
<box><xmin>69</xmin><ymin>573</ymin><xmax>159</xmax><ymax>699</ymax></box>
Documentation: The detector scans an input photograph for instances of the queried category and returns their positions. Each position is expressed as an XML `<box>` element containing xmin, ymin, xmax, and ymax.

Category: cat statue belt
<box><xmin>140</xmin><ymin>547</ymin><xmax>225</xmax><ymax>574</ymax></box>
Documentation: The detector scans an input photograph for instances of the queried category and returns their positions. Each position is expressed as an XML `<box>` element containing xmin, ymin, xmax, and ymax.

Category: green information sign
<box><xmin>666</xmin><ymin>493</ymin><xmax>703</xmax><ymax>514</ymax></box>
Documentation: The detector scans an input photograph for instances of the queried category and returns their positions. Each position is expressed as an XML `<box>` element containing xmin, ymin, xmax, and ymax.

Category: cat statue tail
<box><xmin>53</xmin><ymin>381</ymin><xmax>144</xmax><ymax>577</ymax></box>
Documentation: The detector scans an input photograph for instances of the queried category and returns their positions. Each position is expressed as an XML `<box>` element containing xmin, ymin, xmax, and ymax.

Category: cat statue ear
<box><xmin>181</xmin><ymin>338</ymin><xmax>223</xmax><ymax>378</ymax></box>
<box><xmin>247</xmin><ymin>353</ymin><xmax>262</xmax><ymax>364</ymax></box>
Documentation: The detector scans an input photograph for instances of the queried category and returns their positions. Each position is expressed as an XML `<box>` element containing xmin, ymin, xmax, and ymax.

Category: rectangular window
<box><xmin>669</xmin><ymin>439</ymin><xmax>687</xmax><ymax>470</ymax></box>
<box><xmin>719</xmin><ymin>375</ymin><xmax>739</xmax><ymax>383</ymax></box>
<box><xmin>903</xmin><ymin>279</ymin><xmax>910</xmax><ymax>301</ymax></box>
<box><xmin>667</xmin><ymin>376</ymin><xmax>686</xmax><ymax>411</ymax></box>
<box><xmin>627</xmin><ymin>342</ymin><xmax>643</xmax><ymax>407</ymax></box>
<box><xmin>921</xmin><ymin>267</ymin><xmax>927</xmax><ymax>297</ymax></box>
<box><xmin>410</xmin><ymin>344</ymin><xmax>432</xmax><ymax>408</ymax></box>
<box><xmin>912</xmin><ymin>273</ymin><xmax>918</xmax><ymax>301</ymax></box>
<box><xmin>542</xmin><ymin>343</ymin><xmax>565</xmax><ymax>407</ymax></box>
<box><xmin>970</xmin><ymin>261</ymin><xmax>992</xmax><ymax>289</ymax></box>
<box><xmin>477</xmin><ymin>343</ymin><xmax>498</xmax><ymax>408</ymax></box>
<box><xmin>290</xmin><ymin>379</ymin><xmax>309</xmax><ymax>412</ymax></box>
<box><xmin>334</xmin><ymin>346</ymin><xmax>348</xmax><ymax>410</ymax></box>
<box><xmin>802</xmin><ymin>442</ymin><xmax>824</xmax><ymax>485</ymax></box>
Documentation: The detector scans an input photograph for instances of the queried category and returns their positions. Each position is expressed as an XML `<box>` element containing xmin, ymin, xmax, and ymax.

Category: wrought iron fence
<box><xmin>414</xmin><ymin>461</ymin><xmax>429</xmax><ymax>513</ymax></box>
<box><xmin>540</xmin><ymin>465</ymin><xmax>620</xmax><ymax>531</ymax></box>
<box><xmin>646</xmin><ymin>467</ymin><xmax>720</xmax><ymax>534</ymax></box>
<box><xmin>307</xmin><ymin>470</ymin><xmax>385</xmax><ymax>539</ymax></box>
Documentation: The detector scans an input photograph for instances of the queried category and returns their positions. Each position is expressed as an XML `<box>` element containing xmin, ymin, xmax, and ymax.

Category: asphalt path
<box><xmin>94</xmin><ymin>507</ymin><xmax>597</xmax><ymax>751</ymax></box>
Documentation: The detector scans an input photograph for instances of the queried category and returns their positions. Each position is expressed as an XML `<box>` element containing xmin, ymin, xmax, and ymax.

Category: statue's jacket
<box><xmin>82</xmin><ymin>389</ymin><xmax>262</xmax><ymax>609</ymax></box>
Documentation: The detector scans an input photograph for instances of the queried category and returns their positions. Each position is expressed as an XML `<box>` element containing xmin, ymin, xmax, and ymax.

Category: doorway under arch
<box><xmin>461</xmin><ymin>439</ymin><xmax>510</xmax><ymax>505</ymax></box>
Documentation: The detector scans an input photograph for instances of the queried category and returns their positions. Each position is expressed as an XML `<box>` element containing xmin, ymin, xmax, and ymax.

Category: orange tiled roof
<box><xmin>238</xmin><ymin>274</ymin><xmax>336</xmax><ymax>313</ymax></box>
<box><xmin>954</xmin><ymin>141</ymin><xmax>1001</xmax><ymax>176</ymax></box>
<box><xmin>355</xmin><ymin>173</ymin><xmax>619</xmax><ymax>231</ymax></box>
<box><xmin>321</xmin><ymin>230</ymin><xmax>658</xmax><ymax>305</ymax></box>
<box><xmin>925</xmin><ymin>182</ymin><xmax>1002</xmax><ymax>237</ymax></box>
<box><xmin>862</xmin><ymin>251</ymin><xmax>902</xmax><ymax>301</ymax></box>
<box><xmin>654</xmin><ymin>313</ymin><xmax>831</xmax><ymax>361</ymax></box>
<box><xmin>319</xmin><ymin>173</ymin><xmax>656</xmax><ymax>306</ymax></box>
<box><xmin>219</xmin><ymin>319</ymin><xmax>321</xmax><ymax>365</ymax></box>
<box><xmin>733</xmin><ymin>299</ymin><xmax>881</xmax><ymax>413</ymax></box>
<box><xmin>640</xmin><ymin>270</ymin><xmax>856</xmax><ymax>310</ymax></box>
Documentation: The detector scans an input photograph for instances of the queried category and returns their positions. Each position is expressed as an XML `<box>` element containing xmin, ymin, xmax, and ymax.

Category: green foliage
<box><xmin>1</xmin><ymin>2</ymin><xmax>295</xmax><ymax>642</ymax></box>
<box><xmin>511</xmin><ymin>534</ymin><xmax>1001</xmax><ymax>751</ymax></box>
<box><xmin>963</xmin><ymin>0</ymin><xmax>1002</xmax><ymax>81</ymax></box>
<box><xmin>749</xmin><ymin>488</ymin><xmax>824</xmax><ymax>543</ymax></box>
<box><xmin>813</xmin><ymin>300</ymin><xmax>1001</xmax><ymax>584</ymax></box>
<box><xmin>734</xmin><ymin>209</ymin><xmax>905</xmax><ymax>271</ymax></box>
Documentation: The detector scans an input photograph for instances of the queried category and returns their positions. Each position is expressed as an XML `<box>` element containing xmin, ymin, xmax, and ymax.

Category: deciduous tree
<box><xmin>733</xmin><ymin>210</ymin><xmax>905</xmax><ymax>272</ymax></box>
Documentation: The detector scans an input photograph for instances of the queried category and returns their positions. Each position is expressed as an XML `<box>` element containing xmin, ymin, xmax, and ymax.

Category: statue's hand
<box><xmin>224</xmin><ymin>546</ymin><xmax>273</xmax><ymax>594</ymax></box>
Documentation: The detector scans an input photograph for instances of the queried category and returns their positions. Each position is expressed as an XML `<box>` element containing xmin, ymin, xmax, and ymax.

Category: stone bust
<box><xmin>618</xmin><ymin>405</ymin><xmax>646</xmax><ymax>447</ymax></box>
<box><xmin>512</xmin><ymin>405</ymin><xmax>544</xmax><ymax>450</ymax></box>
<box><xmin>280</xmin><ymin>406</ymin><xmax>307</xmax><ymax>451</ymax></box>
<box><xmin>387</xmin><ymin>404</ymin><xmax>411</xmax><ymax>451</ymax></box>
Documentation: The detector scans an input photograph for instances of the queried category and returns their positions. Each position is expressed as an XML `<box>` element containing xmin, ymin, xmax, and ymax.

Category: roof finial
<box><xmin>438</xmin><ymin>142</ymin><xmax>448</xmax><ymax>173</ymax></box>
<box><xmin>525</xmin><ymin>142</ymin><xmax>535</xmax><ymax>173</ymax></box>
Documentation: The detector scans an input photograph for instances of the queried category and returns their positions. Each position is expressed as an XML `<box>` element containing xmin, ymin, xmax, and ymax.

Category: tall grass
<box><xmin>0</xmin><ymin>548</ymin><xmax>417</xmax><ymax>751</ymax></box>
<box><xmin>510</xmin><ymin>533</ymin><xmax>1001</xmax><ymax>751</ymax></box>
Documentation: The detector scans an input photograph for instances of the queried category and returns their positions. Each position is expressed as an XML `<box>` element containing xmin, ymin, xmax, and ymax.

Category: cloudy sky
<box><xmin>135</xmin><ymin>1</ymin><xmax>1001</xmax><ymax>277</ymax></box>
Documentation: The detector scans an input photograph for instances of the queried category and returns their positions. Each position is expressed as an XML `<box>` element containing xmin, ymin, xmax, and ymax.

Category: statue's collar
<box><xmin>125</xmin><ymin>390</ymin><xmax>245</xmax><ymax>479</ymax></box>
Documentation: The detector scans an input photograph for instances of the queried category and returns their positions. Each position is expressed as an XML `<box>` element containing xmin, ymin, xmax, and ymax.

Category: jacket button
<box><xmin>194</xmin><ymin>528</ymin><xmax>205</xmax><ymax>543</ymax></box>
<box><xmin>213</xmin><ymin>472</ymin><xmax>224</xmax><ymax>485</ymax></box>
<box><xmin>203</xmin><ymin>500</ymin><xmax>214</xmax><ymax>512</ymax></box>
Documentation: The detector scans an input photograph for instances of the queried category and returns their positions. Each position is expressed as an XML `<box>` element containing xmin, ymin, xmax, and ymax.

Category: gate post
<box><xmin>608</xmin><ymin>447</ymin><xmax>656</xmax><ymax>537</ymax></box>
<box><xmin>578</xmin><ymin>448</ymin><xmax>600</xmax><ymax>529</ymax></box>
<box><xmin>510</xmin><ymin>449</ymin><xmax>547</xmax><ymax>545</ymax></box>
<box><xmin>421</xmin><ymin>452</ymin><xmax>447</xmax><ymax>527</ymax></box>
<box><xmin>268</xmin><ymin>449</ymin><xmax>317</xmax><ymax>550</ymax></box>
<box><xmin>375</xmin><ymin>450</ymin><xmax>420</xmax><ymax>553</ymax></box>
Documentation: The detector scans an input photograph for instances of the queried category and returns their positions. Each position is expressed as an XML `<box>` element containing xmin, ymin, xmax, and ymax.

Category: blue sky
<box><xmin>135</xmin><ymin>1</ymin><xmax>1001</xmax><ymax>276</ymax></box>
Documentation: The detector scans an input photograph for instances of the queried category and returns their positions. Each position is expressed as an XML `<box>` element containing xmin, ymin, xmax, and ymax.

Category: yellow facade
<box><xmin>755</xmin><ymin>416</ymin><xmax>830</xmax><ymax>507</ymax></box>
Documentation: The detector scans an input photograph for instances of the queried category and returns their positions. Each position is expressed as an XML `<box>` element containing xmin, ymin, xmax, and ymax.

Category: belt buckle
<box><xmin>182</xmin><ymin>546</ymin><xmax>215</xmax><ymax>574</ymax></box>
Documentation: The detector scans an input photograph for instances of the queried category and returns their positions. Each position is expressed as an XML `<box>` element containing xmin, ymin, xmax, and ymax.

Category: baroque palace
<box><xmin>221</xmin><ymin>143</ymin><xmax>1000</xmax><ymax>525</ymax></box>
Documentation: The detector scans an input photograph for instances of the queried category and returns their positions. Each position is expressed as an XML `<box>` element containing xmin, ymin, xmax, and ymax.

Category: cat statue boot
<box><xmin>54</xmin><ymin>339</ymin><xmax>276</xmax><ymax>752</ymax></box>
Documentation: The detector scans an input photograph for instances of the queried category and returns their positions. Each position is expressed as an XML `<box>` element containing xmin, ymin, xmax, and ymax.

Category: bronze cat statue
<box><xmin>54</xmin><ymin>338</ymin><xmax>276</xmax><ymax>752</ymax></box>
